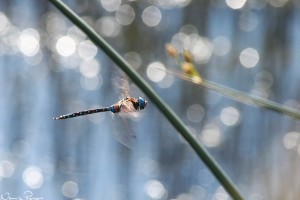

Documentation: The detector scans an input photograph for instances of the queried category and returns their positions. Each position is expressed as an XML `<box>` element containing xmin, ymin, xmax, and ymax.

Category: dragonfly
<box><xmin>53</xmin><ymin>96</ymin><xmax>147</xmax><ymax>120</ymax></box>
<box><xmin>53</xmin><ymin>77</ymin><xmax>148</xmax><ymax>148</ymax></box>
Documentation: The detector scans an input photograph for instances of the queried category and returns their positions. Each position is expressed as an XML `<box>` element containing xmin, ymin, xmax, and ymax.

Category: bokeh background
<box><xmin>1</xmin><ymin>0</ymin><xmax>300</xmax><ymax>199</ymax></box>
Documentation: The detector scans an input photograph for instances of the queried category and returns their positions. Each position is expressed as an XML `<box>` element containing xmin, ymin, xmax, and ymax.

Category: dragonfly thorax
<box><xmin>112</xmin><ymin>97</ymin><xmax>147</xmax><ymax>113</ymax></box>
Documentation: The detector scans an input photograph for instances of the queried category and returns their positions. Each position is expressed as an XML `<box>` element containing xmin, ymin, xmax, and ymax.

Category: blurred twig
<box><xmin>48</xmin><ymin>0</ymin><xmax>244</xmax><ymax>199</ymax></box>
<box><xmin>164</xmin><ymin>44</ymin><xmax>300</xmax><ymax>120</ymax></box>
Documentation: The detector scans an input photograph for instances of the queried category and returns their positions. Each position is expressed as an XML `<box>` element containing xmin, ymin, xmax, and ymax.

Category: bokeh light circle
<box><xmin>255</xmin><ymin>71</ymin><xmax>273</xmax><ymax>90</ymax></box>
<box><xmin>213</xmin><ymin>36</ymin><xmax>231</xmax><ymax>56</ymax></box>
<box><xmin>56</xmin><ymin>36</ymin><xmax>76</xmax><ymax>57</ymax></box>
<box><xmin>142</xmin><ymin>6</ymin><xmax>162</xmax><ymax>27</ymax></box>
<box><xmin>190</xmin><ymin>37</ymin><xmax>212</xmax><ymax>64</ymax></box>
<box><xmin>95</xmin><ymin>16</ymin><xmax>120</xmax><ymax>37</ymax></box>
<box><xmin>80</xmin><ymin>76</ymin><xmax>102</xmax><ymax>91</ymax></box>
<box><xmin>145</xmin><ymin>179</ymin><xmax>166</xmax><ymax>199</ymax></box>
<box><xmin>100</xmin><ymin>0</ymin><xmax>121</xmax><ymax>12</ymax></box>
<box><xmin>226</xmin><ymin>0</ymin><xmax>247</xmax><ymax>9</ymax></box>
<box><xmin>18</xmin><ymin>28</ymin><xmax>40</xmax><ymax>57</ymax></box>
<box><xmin>147</xmin><ymin>62</ymin><xmax>166</xmax><ymax>82</ymax></box>
<box><xmin>79</xmin><ymin>59</ymin><xmax>100</xmax><ymax>78</ymax></box>
<box><xmin>283</xmin><ymin>132</ymin><xmax>300</xmax><ymax>150</ymax></box>
<box><xmin>0</xmin><ymin>160</ymin><xmax>15</xmax><ymax>178</ymax></box>
<box><xmin>187</xmin><ymin>104</ymin><xmax>205</xmax><ymax>123</ymax></box>
<box><xmin>201</xmin><ymin>124</ymin><xmax>222</xmax><ymax>147</ymax></box>
<box><xmin>78</xmin><ymin>40</ymin><xmax>97</xmax><ymax>60</ymax></box>
<box><xmin>157</xmin><ymin>75</ymin><xmax>175</xmax><ymax>89</ymax></box>
<box><xmin>115</xmin><ymin>5</ymin><xmax>135</xmax><ymax>26</ymax></box>
<box><xmin>62</xmin><ymin>181</ymin><xmax>79</xmax><ymax>198</ymax></box>
<box><xmin>22</xmin><ymin>166</ymin><xmax>43</xmax><ymax>189</ymax></box>
<box><xmin>124</xmin><ymin>51</ymin><xmax>142</xmax><ymax>70</ymax></box>
<box><xmin>239</xmin><ymin>48</ymin><xmax>259</xmax><ymax>68</ymax></box>
<box><xmin>220</xmin><ymin>107</ymin><xmax>240</xmax><ymax>126</ymax></box>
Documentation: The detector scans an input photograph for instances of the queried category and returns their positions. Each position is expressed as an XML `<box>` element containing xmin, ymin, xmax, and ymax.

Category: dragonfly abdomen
<box><xmin>53</xmin><ymin>107</ymin><xmax>111</xmax><ymax>120</ymax></box>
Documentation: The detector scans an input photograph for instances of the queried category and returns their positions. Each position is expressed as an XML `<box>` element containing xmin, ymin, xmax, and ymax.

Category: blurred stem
<box><xmin>48</xmin><ymin>0</ymin><xmax>244</xmax><ymax>199</ymax></box>
<box><xmin>159</xmin><ymin>67</ymin><xmax>300</xmax><ymax>120</ymax></box>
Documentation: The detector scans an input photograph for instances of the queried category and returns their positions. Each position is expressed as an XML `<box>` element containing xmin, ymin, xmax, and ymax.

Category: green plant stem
<box><xmin>48</xmin><ymin>0</ymin><xmax>244</xmax><ymax>199</ymax></box>
<box><xmin>160</xmin><ymin>68</ymin><xmax>300</xmax><ymax>120</ymax></box>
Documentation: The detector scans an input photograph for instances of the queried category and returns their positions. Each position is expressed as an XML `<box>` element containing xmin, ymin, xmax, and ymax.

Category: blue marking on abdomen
<box><xmin>109</xmin><ymin>105</ymin><xmax>116</xmax><ymax>113</ymax></box>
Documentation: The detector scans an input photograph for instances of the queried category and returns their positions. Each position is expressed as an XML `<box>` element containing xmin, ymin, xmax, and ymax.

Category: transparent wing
<box><xmin>110</xmin><ymin>73</ymin><xmax>141</xmax><ymax>148</ymax></box>
<box><xmin>112</xmin><ymin>114</ymin><xmax>136</xmax><ymax>149</ymax></box>
<box><xmin>112</xmin><ymin>74</ymin><xmax>130</xmax><ymax>99</ymax></box>
<box><xmin>120</xmin><ymin>77</ymin><xmax>129</xmax><ymax>99</ymax></box>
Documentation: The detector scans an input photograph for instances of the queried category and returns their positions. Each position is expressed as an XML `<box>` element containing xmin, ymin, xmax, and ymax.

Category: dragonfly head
<box><xmin>138</xmin><ymin>97</ymin><xmax>147</xmax><ymax>110</ymax></box>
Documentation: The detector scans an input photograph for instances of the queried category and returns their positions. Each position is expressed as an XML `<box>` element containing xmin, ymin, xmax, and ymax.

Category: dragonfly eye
<box><xmin>138</xmin><ymin>97</ymin><xmax>147</xmax><ymax>110</ymax></box>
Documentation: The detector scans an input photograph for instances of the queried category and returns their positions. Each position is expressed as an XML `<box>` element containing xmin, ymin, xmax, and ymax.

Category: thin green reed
<box><xmin>48</xmin><ymin>0</ymin><xmax>244</xmax><ymax>199</ymax></box>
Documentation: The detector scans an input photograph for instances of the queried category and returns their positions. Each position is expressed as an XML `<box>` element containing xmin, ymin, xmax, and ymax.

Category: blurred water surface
<box><xmin>0</xmin><ymin>0</ymin><xmax>300</xmax><ymax>199</ymax></box>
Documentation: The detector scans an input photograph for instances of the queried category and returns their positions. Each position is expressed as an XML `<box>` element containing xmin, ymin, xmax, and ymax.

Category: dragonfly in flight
<box><xmin>54</xmin><ymin>74</ymin><xmax>147</xmax><ymax>120</ymax></box>
<box><xmin>53</xmin><ymin>77</ymin><xmax>148</xmax><ymax>148</ymax></box>
<box><xmin>53</xmin><ymin>96</ymin><xmax>147</xmax><ymax>120</ymax></box>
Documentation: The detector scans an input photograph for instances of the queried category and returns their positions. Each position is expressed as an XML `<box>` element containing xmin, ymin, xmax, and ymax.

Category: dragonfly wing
<box><xmin>112</xmin><ymin>114</ymin><xmax>136</xmax><ymax>149</ymax></box>
<box><xmin>121</xmin><ymin>77</ymin><xmax>129</xmax><ymax>99</ymax></box>
<box><xmin>112</xmin><ymin>74</ymin><xmax>130</xmax><ymax>99</ymax></box>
